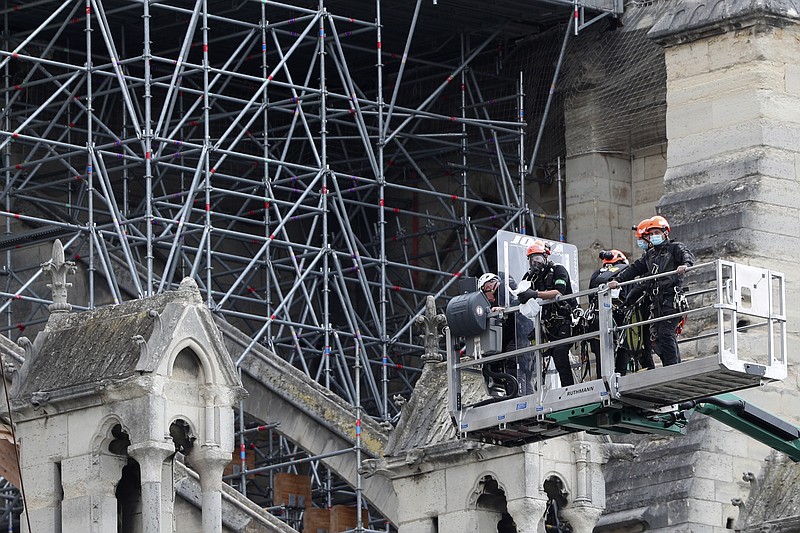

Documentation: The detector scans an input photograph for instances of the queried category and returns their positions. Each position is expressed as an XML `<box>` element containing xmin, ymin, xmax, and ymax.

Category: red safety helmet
<box><xmin>645</xmin><ymin>215</ymin><xmax>670</xmax><ymax>234</ymax></box>
<box><xmin>526</xmin><ymin>240</ymin><xmax>550</xmax><ymax>257</ymax></box>
<box><xmin>601</xmin><ymin>249</ymin><xmax>628</xmax><ymax>265</ymax></box>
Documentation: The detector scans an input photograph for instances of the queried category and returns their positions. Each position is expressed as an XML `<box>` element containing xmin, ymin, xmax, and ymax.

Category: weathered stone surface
<box><xmin>736</xmin><ymin>451</ymin><xmax>800</xmax><ymax>530</ymax></box>
<box><xmin>649</xmin><ymin>0</ymin><xmax>800</xmax><ymax>46</ymax></box>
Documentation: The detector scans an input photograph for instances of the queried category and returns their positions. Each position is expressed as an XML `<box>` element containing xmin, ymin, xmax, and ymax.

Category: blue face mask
<box><xmin>649</xmin><ymin>234</ymin><xmax>665</xmax><ymax>246</ymax></box>
<box><xmin>637</xmin><ymin>239</ymin><xmax>648</xmax><ymax>250</ymax></box>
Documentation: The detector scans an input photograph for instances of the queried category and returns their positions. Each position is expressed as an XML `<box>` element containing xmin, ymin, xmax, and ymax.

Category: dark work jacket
<box><xmin>589</xmin><ymin>263</ymin><xmax>629</xmax><ymax>328</ymax></box>
<box><xmin>589</xmin><ymin>263</ymin><xmax>629</xmax><ymax>306</ymax></box>
<box><xmin>589</xmin><ymin>263</ymin><xmax>628</xmax><ymax>291</ymax></box>
<box><xmin>522</xmin><ymin>262</ymin><xmax>575</xmax><ymax>322</ymax></box>
<box><xmin>615</xmin><ymin>240</ymin><xmax>695</xmax><ymax>297</ymax></box>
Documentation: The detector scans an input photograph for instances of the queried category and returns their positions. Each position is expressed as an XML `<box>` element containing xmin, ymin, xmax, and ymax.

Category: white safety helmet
<box><xmin>477</xmin><ymin>273</ymin><xmax>500</xmax><ymax>291</ymax></box>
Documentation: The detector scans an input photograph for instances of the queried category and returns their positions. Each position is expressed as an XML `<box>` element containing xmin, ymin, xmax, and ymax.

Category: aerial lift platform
<box><xmin>445</xmin><ymin>259</ymin><xmax>796</xmax><ymax>457</ymax></box>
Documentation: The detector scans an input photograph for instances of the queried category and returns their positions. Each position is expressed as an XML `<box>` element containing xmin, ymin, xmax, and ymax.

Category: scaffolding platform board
<box><xmin>615</xmin><ymin>355</ymin><xmax>769</xmax><ymax>408</ymax></box>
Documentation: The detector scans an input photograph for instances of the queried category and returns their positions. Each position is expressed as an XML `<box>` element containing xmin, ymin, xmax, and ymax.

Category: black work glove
<box><xmin>517</xmin><ymin>289</ymin><xmax>538</xmax><ymax>304</ymax></box>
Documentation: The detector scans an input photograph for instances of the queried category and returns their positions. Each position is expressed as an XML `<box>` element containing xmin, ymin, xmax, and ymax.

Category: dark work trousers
<box><xmin>589</xmin><ymin>338</ymin><xmax>630</xmax><ymax>377</ymax></box>
<box><xmin>651</xmin><ymin>297</ymin><xmax>681</xmax><ymax>366</ymax></box>
<box><xmin>589</xmin><ymin>309</ymin><xmax>630</xmax><ymax>377</ymax></box>
<box><xmin>639</xmin><ymin>332</ymin><xmax>656</xmax><ymax>369</ymax></box>
<box><xmin>545</xmin><ymin>321</ymin><xmax>574</xmax><ymax>387</ymax></box>
<box><xmin>516</xmin><ymin>351</ymin><xmax>534</xmax><ymax>396</ymax></box>
<box><xmin>631</xmin><ymin>297</ymin><xmax>655</xmax><ymax>370</ymax></box>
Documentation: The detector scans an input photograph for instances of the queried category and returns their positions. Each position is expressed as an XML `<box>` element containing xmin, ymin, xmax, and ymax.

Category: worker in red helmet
<box><xmin>517</xmin><ymin>239</ymin><xmax>577</xmax><ymax>389</ymax></box>
<box><xmin>610</xmin><ymin>215</ymin><xmax>695</xmax><ymax>367</ymax></box>
<box><xmin>587</xmin><ymin>250</ymin><xmax>630</xmax><ymax>377</ymax></box>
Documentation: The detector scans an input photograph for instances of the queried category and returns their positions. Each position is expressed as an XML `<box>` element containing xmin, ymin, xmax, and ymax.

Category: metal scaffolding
<box><xmin>0</xmin><ymin>0</ymin><xmax>623</xmax><ymax>528</ymax></box>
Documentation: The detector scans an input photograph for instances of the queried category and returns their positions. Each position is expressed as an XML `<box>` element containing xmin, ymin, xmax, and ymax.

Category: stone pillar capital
<box><xmin>506</xmin><ymin>497</ymin><xmax>548</xmax><ymax>533</ymax></box>
<box><xmin>128</xmin><ymin>441</ymin><xmax>174</xmax><ymax>482</ymax></box>
<box><xmin>560</xmin><ymin>505</ymin><xmax>603</xmax><ymax>533</ymax></box>
<box><xmin>188</xmin><ymin>446</ymin><xmax>230</xmax><ymax>490</ymax></box>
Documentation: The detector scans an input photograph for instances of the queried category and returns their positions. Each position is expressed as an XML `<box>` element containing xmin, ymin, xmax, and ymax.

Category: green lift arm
<box><xmin>679</xmin><ymin>393</ymin><xmax>800</xmax><ymax>462</ymax></box>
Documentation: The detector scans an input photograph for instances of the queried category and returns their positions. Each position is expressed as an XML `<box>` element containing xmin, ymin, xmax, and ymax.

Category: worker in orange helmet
<box><xmin>633</xmin><ymin>217</ymin><xmax>652</xmax><ymax>252</ymax></box>
<box><xmin>610</xmin><ymin>215</ymin><xmax>695</xmax><ymax>366</ymax></box>
<box><xmin>517</xmin><ymin>239</ymin><xmax>577</xmax><ymax>389</ymax></box>
<box><xmin>624</xmin><ymin>218</ymin><xmax>658</xmax><ymax>371</ymax></box>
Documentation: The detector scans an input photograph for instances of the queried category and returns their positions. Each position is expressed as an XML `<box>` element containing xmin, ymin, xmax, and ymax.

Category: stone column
<box><xmin>60</xmin><ymin>453</ymin><xmax>127</xmax><ymax>533</ymax></box>
<box><xmin>189</xmin><ymin>446</ymin><xmax>232</xmax><ymax>533</ymax></box>
<box><xmin>128</xmin><ymin>441</ymin><xmax>174</xmax><ymax>533</ymax></box>
<box><xmin>649</xmin><ymin>1</ymin><xmax>800</xmax><ymax>260</ymax></box>
<box><xmin>506</xmin><ymin>497</ymin><xmax>548</xmax><ymax>533</ymax></box>
<box><xmin>565</xmin><ymin>153</ymin><xmax>633</xmax><ymax>286</ymax></box>
<box><xmin>648</xmin><ymin>1</ymin><xmax>800</xmax><ymax>403</ymax></box>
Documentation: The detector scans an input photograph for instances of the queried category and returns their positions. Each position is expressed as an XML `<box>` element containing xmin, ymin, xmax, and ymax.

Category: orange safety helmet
<box><xmin>646</xmin><ymin>215</ymin><xmax>670</xmax><ymax>234</ymax></box>
<box><xmin>526</xmin><ymin>239</ymin><xmax>550</xmax><ymax>257</ymax></box>
<box><xmin>600</xmin><ymin>249</ymin><xmax>628</xmax><ymax>265</ymax></box>
<box><xmin>633</xmin><ymin>218</ymin><xmax>651</xmax><ymax>239</ymax></box>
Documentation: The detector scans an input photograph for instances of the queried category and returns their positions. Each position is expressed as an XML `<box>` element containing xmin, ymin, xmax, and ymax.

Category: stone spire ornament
<box><xmin>416</xmin><ymin>295</ymin><xmax>446</xmax><ymax>364</ymax></box>
<box><xmin>41</xmin><ymin>239</ymin><xmax>76</xmax><ymax>314</ymax></box>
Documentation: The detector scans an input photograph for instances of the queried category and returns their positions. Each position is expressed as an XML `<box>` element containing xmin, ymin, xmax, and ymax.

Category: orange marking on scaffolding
<box><xmin>452</xmin><ymin>272</ymin><xmax>462</xmax><ymax>278</ymax></box>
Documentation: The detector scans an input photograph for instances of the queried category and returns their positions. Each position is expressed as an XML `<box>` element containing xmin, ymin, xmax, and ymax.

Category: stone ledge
<box><xmin>648</xmin><ymin>0</ymin><xmax>800</xmax><ymax>46</ymax></box>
